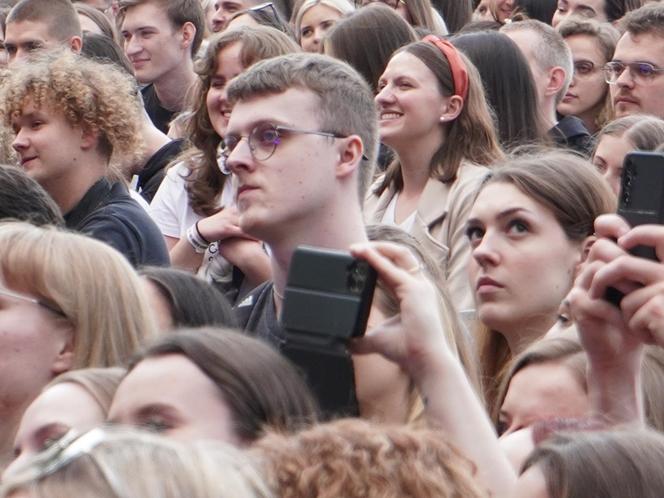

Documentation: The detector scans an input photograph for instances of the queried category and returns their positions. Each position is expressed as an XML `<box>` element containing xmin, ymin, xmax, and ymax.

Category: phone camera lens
<box><xmin>347</xmin><ymin>263</ymin><xmax>366</xmax><ymax>294</ymax></box>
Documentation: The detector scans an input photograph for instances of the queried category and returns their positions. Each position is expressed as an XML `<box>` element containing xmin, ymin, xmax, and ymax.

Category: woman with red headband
<box><xmin>366</xmin><ymin>36</ymin><xmax>503</xmax><ymax>312</ymax></box>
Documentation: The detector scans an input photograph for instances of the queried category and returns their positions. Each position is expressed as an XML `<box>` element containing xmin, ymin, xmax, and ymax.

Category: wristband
<box><xmin>186</xmin><ymin>222</ymin><xmax>209</xmax><ymax>254</ymax></box>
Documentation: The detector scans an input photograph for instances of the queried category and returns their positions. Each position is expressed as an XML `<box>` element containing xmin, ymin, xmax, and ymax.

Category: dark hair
<box><xmin>513</xmin><ymin>0</ymin><xmax>556</xmax><ymax>24</ymax></box>
<box><xmin>130</xmin><ymin>327</ymin><xmax>320</xmax><ymax>441</ymax></box>
<box><xmin>606</xmin><ymin>0</ymin><xmax>648</xmax><ymax>24</ymax></box>
<box><xmin>7</xmin><ymin>0</ymin><xmax>82</xmax><ymax>40</ymax></box>
<box><xmin>0</xmin><ymin>165</ymin><xmax>64</xmax><ymax>225</ymax></box>
<box><xmin>324</xmin><ymin>4</ymin><xmax>417</xmax><ymax>93</ymax></box>
<box><xmin>118</xmin><ymin>0</ymin><xmax>205</xmax><ymax>55</ymax></box>
<box><xmin>229</xmin><ymin>4</ymin><xmax>295</xmax><ymax>37</ymax></box>
<box><xmin>453</xmin><ymin>30</ymin><xmax>546</xmax><ymax>149</ymax></box>
<box><xmin>81</xmin><ymin>32</ymin><xmax>134</xmax><ymax>77</ymax></box>
<box><xmin>75</xmin><ymin>2</ymin><xmax>118</xmax><ymax>41</ymax></box>
<box><xmin>429</xmin><ymin>0</ymin><xmax>471</xmax><ymax>33</ymax></box>
<box><xmin>139</xmin><ymin>267</ymin><xmax>237</xmax><ymax>329</ymax></box>
<box><xmin>456</xmin><ymin>19</ymin><xmax>502</xmax><ymax>33</ymax></box>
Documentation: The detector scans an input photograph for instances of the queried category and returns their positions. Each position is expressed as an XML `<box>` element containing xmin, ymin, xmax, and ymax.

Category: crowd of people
<box><xmin>0</xmin><ymin>0</ymin><xmax>663</xmax><ymax>496</ymax></box>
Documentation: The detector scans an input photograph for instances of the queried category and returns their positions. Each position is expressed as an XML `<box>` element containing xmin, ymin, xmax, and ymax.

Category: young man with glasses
<box><xmin>225</xmin><ymin>53</ymin><xmax>380</xmax><ymax>413</ymax></box>
<box><xmin>608</xmin><ymin>3</ymin><xmax>664</xmax><ymax>119</ymax></box>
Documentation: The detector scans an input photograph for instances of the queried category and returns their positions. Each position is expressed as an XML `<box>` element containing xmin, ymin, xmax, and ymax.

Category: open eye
<box><xmin>574</xmin><ymin>61</ymin><xmax>594</xmax><ymax>76</ymax></box>
<box><xmin>254</xmin><ymin>125</ymin><xmax>280</xmax><ymax>146</ymax></box>
<box><xmin>507</xmin><ymin>219</ymin><xmax>528</xmax><ymax>234</ymax></box>
<box><xmin>465</xmin><ymin>224</ymin><xmax>484</xmax><ymax>244</ymax></box>
<box><xmin>636</xmin><ymin>62</ymin><xmax>658</xmax><ymax>77</ymax></box>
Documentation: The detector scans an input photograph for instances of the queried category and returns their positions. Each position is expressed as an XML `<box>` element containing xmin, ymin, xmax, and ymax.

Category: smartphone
<box><xmin>280</xmin><ymin>245</ymin><xmax>378</xmax><ymax>348</ymax></box>
<box><xmin>279</xmin><ymin>245</ymin><xmax>377</xmax><ymax>418</ymax></box>
<box><xmin>606</xmin><ymin>151</ymin><xmax>664</xmax><ymax>305</ymax></box>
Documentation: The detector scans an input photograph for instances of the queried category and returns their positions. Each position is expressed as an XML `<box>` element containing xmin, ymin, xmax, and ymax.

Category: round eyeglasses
<box><xmin>603</xmin><ymin>61</ymin><xmax>664</xmax><ymax>85</ymax></box>
<box><xmin>220</xmin><ymin>123</ymin><xmax>347</xmax><ymax>171</ymax></box>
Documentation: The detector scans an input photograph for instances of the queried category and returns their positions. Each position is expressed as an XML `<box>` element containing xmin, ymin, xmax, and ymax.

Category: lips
<box><xmin>562</xmin><ymin>92</ymin><xmax>577</xmax><ymax>103</ymax></box>
<box><xmin>379</xmin><ymin>111</ymin><xmax>403</xmax><ymax>121</ymax></box>
<box><xmin>20</xmin><ymin>156</ymin><xmax>37</xmax><ymax>167</ymax></box>
<box><xmin>614</xmin><ymin>94</ymin><xmax>639</xmax><ymax>106</ymax></box>
<box><xmin>131</xmin><ymin>59</ymin><xmax>150</xmax><ymax>69</ymax></box>
<box><xmin>476</xmin><ymin>276</ymin><xmax>504</xmax><ymax>294</ymax></box>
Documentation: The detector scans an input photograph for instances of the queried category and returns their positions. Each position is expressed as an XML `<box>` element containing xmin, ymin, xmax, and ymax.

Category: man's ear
<box><xmin>336</xmin><ymin>134</ymin><xmax>364</xmax><ymax>179</ymax></box>
<box><xmin>180</xmin><ymin>22</ymin><xmax>196</xmax><ymax>50</ymax></box>
<box><xmin>51</xmin><ymin>327</ymin><xmax>75</xmax><ymax>376</ymax></box>
<box><xmin>70</xmin><ymin>36</ymin><xmax>83</xmax><ymax>54</ymax></box>
<box><xmin>545</xmin><ymin>66</ymin><xmax>567</xmax><ymax>99</ymax></box>
<box><xmin>80</xmin><ymin>127</ymin><xmax>99</xmax><ymax>151</ymax></box>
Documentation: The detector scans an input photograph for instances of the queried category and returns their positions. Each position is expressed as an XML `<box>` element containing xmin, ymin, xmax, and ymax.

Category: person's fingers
<box><xmin>568</xmin><ymin>286</ymin><xmax>622</xmax><ymax>325</ymax></box>
<box><xmin>574</xmin><ymin>260</ymin><xmax>603</xmax><ymax>292</ymax></box>
<box><xmin>588</xmin><ymin>255</ymin><xmax>657</xmax><ymax>299</ymax></box>
<box><xmin>350</xmin><ymin>242</ymin><xmax>421</xmax><ymax>290</ymax></box>
<box><xmin>618</xmin><ymin>225</ymin><xmax>664</xmax><ymax>262</ymax></box>
<box><xmin>350</xmin><ymin>315</ymin><xmax>401</xmax><ymax>357</ymax></box>
<box><xmin>586</xmin><ymin>238</ymin><xmax>627</xmax><ymax>265</ymax></box>
<box><xmin>594</xmin><ymin>214</ymin><xmax>632</xmax><ymax>240</ymax></box>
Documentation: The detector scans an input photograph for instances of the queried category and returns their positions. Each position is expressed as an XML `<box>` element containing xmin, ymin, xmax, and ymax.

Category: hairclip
<box><xmin>423</xmin><ymin>35</ymin><xmax>469</xmax><ymax>101</ymax></box>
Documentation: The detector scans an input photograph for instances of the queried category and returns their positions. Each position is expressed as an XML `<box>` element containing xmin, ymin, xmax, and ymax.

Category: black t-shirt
<box><xmin>65</xmin><ymin>178</ymin><xmax>170</xmax><ymax>267</ymax></box>
<box><xmin>137</xmin><ymin>139</ymin><xmax>185</xmax><ymax>203</ymax></box>
<box><xmin>141</xmin><ymin>84</ymin><xmax>176</xmax><ymax>134</ymax></box>
<box><xmin>235</xmin><ymin>281</ymin><xmax>285</xmax><ymax>347</ymax></box>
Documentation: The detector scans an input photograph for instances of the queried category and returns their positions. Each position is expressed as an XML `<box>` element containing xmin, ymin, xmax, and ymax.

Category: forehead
<box><xmin>614</xmin><ymin>32</ymin><xmax>664</xmax><ymax>65</ymax></box>
<box><xmin>4</xmin><ymin>19</ymin><xmax>57</xmax><ymax>43</ymax></box>
<box><xmin>227</xmin><ymin>87</ymin><xmax>322</xmax><ymax>132</ymax></box>
<box><xmin>213</xmin><ymin>41</ymin><xmax>244</xmax><ymax>74</ymax></box>
<box><xmin>381</xmin><ymin>51</ymin><xmax>437</xmax><ymax>82</ymax></box>
<box><xmin>471</xmin><ymin>182</ymin><xmax>551</xmax><ymax>219</ymax></box>
<box><xmin>565</xmin><ymin>0</ymin><xmax>605</xmax><ymax>12</ymax></box>
<box><xmin>121</xmin><ymin>1</ymin><xmax>174</xmax><ymax>31</ymax></box>
<box><xmin>565</xmin><ymin>34</ymin><xmax>605</xmax><ymax>61</ymax></box>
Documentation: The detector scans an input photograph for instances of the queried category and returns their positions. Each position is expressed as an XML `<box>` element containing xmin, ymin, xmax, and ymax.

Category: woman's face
<box><xmin>375</xmin><ymin>51</ymin><xmax>449</xmax><ymax>153</ymax></box>
<box><xmin>299</xmin><ymin>4</ymin><xmax>343</xmax><ymax>53</ymax></box>
<box><xmin>5</xmin><ymin>383</ymin><xmax>105</xmax><ymax>476</ymax></box>
<box><xmin>206</xmin><ymin>42</ymin><xmax>244</xmax><ymax>138</ymax></box>
<box><xmin>108</xmin><ymin>354</ymin><xmax>240</xmax><ymax>444</ymax></box>
<box><xmin>0</xmin><ymin>282</ymin><xmax>72</xmax><ymax>424</ymax></box>
<box><xmin>498</xmin><ymin>362</ymin><xmax>591</xmax><ymax>437</ymax></box>
<box><xmin>592</xmin><ymin>133</ymin><xmax>633</xmax><ymax>197</ymax></box>
<box><xmin>467</xmin><ymin>182</ymin><xmax>584</xmax><ymax>339</ymax></box>
<box><xmin>557</xmin><ymin>34</ymin><xmax>608</xmax><ymax>127</ymax></box>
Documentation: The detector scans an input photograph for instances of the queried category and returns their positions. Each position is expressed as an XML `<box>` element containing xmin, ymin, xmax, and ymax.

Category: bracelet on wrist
<box><xmin>186</xmin><ymin>223</ymin><xmax>209</xmax><ymax>254</ymax></box>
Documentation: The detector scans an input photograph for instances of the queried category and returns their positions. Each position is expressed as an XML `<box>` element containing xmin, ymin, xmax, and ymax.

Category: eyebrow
<box><xmin>225</xmin><ymin>118</ymin><xmax>290</xmax><ymax>136</ymax></box>
<box><xmin>466</xmin><ymin>207</ymin><xmax>534</xmax><ymax>225</ymax></box>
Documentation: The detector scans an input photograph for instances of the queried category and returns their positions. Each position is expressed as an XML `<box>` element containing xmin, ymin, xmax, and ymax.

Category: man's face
<box><xmin>121</xmin><ymin>2</ymin><xmax>188</xmax><ymax>85</ymax></box>
<box><xmin>4</xmin><ymin>20</ymin><xmax>65</xmax><ymax>64</ymax></box>
<box><xmin>10</xmin><ymin>101</ymin><xmax>88</xmax><ymax>192</ymax></box>
<box><xmin>224</xmin><ymin>88</ymin><xmax>341</xmax><ymax>242</ymax></box>
<box><xmin>610</xmin><ymin>32</ymin><xmax>664</xmax><ymax>119</ymax></box>
<box><xmin>211</xmin><ymin>0</ymin><xmax>250</xmax><ymax>32</ymax></box>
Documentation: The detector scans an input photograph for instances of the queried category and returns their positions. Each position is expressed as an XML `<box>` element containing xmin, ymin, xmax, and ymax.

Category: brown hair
<box><xmin>254</xmin><ymin>418</ymin><xmax>487</xmax><ymax>498</ymax></box>
<box><xmin>324</xmin><ymin>4</ymin><xmax>417</xmax><ymax>94</ymax></box>
<box><xmin>375</xmin><ymin>40</ymin><xmax>503</xmax><ymax>195</ymax></box>
<box><xmin>595</xmin><ymin>114</ymin><xmax>664</xmax><ymax>160</ymax></box>
<box><xmin>522</xmin><ymin>429</ymin><xmax>664</xmax><ymax>498</ymax></box>
<box><xmin>75</xmin><ymin>3</ymin><xmax>119</xmax><ymax>43</ymax></box>
<box><xmin>129</xmin><ymin>327</ymin><xmax>319</xmax><ymax>442</ymax></box>
<box><xmin>117</xmin><ymin>0</ymin><xmax>205</xmax><ymax>55</ymax></box>
<box><xmin>227</xmin><ymin>52</ymin><xmax>379</xmax><ymax>202</ymax></box>
<box><xmin>620</xmin><ymin>2</ymin><xmax>664</xmax><ymax>38</ymax></box>
<box><xmin>474</xmin><ymin>150</ymin><xmax>615</xmax><ymax>407</ymax></box>
<box><xmin>7</xmin><ymin>0</ymin><xmax>81</xmax><ymax>41</ymax></box>
<box><xmin>181</xmin><ymin>26</ymin><xmax>300</xmax><ymax>216</ymax></box>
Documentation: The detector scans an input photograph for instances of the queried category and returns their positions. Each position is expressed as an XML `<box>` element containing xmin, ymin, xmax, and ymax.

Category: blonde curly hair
<box><xmin>0</xmin><ymin>50</ymin><xmax>142</xmax><ymax>164</ymax></box>
<box><xmin>254</xmin><ymin>418</ymin><xmax>487</xmax><ymax>498</ymax></box>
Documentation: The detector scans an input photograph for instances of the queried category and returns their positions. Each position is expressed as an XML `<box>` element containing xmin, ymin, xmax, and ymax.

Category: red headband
<box><xmin>423</xmin><ymin>35</ymin><xmax>469</xmax><ymax>102</ymax></box>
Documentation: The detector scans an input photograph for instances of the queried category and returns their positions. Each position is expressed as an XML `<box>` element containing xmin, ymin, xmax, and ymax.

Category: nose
<box><xmin>211</xmin><ymin>8</ymin><xmax>227</xmax><ymax>32</ymax></box>
<box><xmin>224</xmin><ymin>136</ymin><xmax>255</xmax><ymax>175</ymax></box>
<box><xmin>124</xmin><ymin>36</ymin><xmax>142</xmax><ymax>56</ymax></box>
<box><xmin>11</xmin><ymin>128</ymin><xmax>28</xmax><ymax>152</ymax></box>
<box><xmin>375</xmin><ymin>83</ymin><xmax>395</xmax><ymax>107</ymax></box>
<box><xmin>471</xmin><ymin>232</ymin><xmax>500</xmax><ymax>268</ymax></box>
<box><xmin>615</xmin><ymin>65</ymin><xmax>635</xmax><ymax>88</ymax></box>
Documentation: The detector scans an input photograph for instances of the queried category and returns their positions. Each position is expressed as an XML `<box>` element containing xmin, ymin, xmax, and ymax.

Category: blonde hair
<box><xmin>45</xmin><ymin>368</ymin><xmax>126</xmax><ymax>415</ymax></box>
<box><xmin>294</xmin><ymin>0</ymin><xmax>354</xmax><ymax>42</ymax></box>
<box><xmin>0</xmin><ymin>222</ymin><xmax>158</xmax><ymax>367</ymax></box>
<box><xmin>1</xmin><ymin>428</ymin><xmax>272</xmax><ymax>498</ymax></box>
<box><xmin>254</xmin><ymin>418</ymin><xmax>486</xmax><ymax>498</ymax></box>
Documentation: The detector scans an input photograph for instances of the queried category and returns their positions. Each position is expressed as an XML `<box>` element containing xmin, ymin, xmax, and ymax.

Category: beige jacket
<box><xmin>365</xmin><ymin>163</ymin><xmax>488</xmax><ymax>312</ymax></box>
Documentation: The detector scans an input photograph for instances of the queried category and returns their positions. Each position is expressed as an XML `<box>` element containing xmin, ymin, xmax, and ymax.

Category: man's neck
<box><xmin>542</xmin><ymin>100</ymin><xmax>558</xmax><ymax>132</ymax></box>
<box><xmin>46</xmin><ymin>156</ymin><xmax>108</xmax><ymax>215</ymax></box>
<box><xmin>268</xmin><ymin>205</ymin><xmax>369</xmax><ymax>313</ymax></box>
<box><xmin>152</xmin><ymin>60</ymin><xmax>196</xmax><ymax>112</ymax></box>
